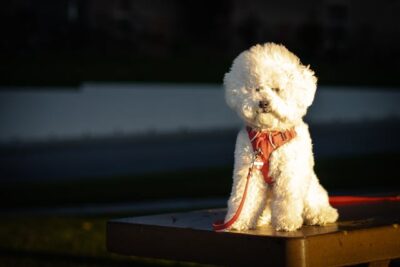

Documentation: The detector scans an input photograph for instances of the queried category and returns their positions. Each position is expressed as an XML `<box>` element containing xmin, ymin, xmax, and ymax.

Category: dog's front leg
<box><xmin>225</xmin><ymin>129</ymin><xmax>268</xmax><ymax>231</ymax></box>
<box><xmin>270</xmin><ymin>153</ymin><xmax>305</xmax><ymax>231</ymax></box>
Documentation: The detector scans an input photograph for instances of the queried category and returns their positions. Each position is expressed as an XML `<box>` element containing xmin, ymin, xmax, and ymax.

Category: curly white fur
<box><xmin>224</xmin><ymin>43</ymin><xmax>338</xmax><ymax>232</ymax></box>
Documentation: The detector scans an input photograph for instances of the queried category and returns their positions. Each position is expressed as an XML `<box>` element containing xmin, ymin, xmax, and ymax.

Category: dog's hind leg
<box><xmin>303</xmin><ymin>173</ymin><xmax>339</xmax><ymax>226</ymax></box>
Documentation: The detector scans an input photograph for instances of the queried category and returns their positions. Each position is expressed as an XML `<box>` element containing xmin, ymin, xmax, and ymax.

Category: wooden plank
<box><xmin>107</xmin><ymin>201</ymin><xmax>400</xmax><ymax>267</ymax></box>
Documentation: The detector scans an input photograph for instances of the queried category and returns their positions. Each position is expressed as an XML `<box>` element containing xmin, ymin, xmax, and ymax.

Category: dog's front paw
<box><xmin>256</xmin><ymin>214</ymin><xmax>271</xmax><ymax>228</ymax></box>
<box><xmin>272</xmin><ymin>214</ymin><xmax>303</xmax><ymax>232</ymax></box>
<box><xmin>230</xmin><ymin>220</ymin><xmax>257</xmax><ymax>231</ymax></box>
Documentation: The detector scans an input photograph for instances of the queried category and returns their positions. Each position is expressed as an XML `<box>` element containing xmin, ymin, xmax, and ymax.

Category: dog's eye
<box><xmin>272</xmin><ymin>87</ymin><xmax>280</xmax><ymax>92</ymax></box>
<box><xmin>255</xmin><ymin>87</ymin><xmax>261</xmax><ymax>92</ymax></box>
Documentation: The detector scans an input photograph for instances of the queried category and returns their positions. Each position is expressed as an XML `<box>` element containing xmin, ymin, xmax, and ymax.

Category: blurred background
<box><xmin>0</xmin><ymin>0</ymin><xmax>399</xmax><ymax>266</ymax></box>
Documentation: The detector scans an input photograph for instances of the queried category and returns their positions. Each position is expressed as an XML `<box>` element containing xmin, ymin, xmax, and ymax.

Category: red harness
<box><xmin>212</xmin><ymin>127</ymin><xmax>296</xmax><ymax>231</ymax></box>
<box><xmin>247</xmin><ymin>126</ymin><xmax>297</xmax><ymax>185</ymax></box>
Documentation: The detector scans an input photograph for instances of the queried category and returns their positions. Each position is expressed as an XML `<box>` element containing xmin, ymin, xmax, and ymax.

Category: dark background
<box><xmin>1</xmin><ymin>1</ymin><xmax>400</xmax><ymax>267</ymax></box>
<box><xmin>1</xmin><ymin>0</ymin><xmax>400</xmax><ymax>86</ymax></box>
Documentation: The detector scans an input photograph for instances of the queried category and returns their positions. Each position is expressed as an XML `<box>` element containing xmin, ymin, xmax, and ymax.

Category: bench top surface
<box><xmin>107</xmin><ymin>201</ymin><xmax>400</xmax><ymax>267</ymax></box>
<box><xmin>110</xmin><ymin>201</ymin><xmax>400</xmax><ymax>238</ymax></box>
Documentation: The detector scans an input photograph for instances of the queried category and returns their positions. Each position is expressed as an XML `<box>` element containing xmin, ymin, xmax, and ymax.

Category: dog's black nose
<box><xmin>259</xmin><ymin>101</ymin><xmax>269</xmax><ymax>108</ymax></box>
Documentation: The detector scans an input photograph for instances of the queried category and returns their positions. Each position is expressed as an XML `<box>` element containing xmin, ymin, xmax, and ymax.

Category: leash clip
<box><xmin>251</xmin><ymin>148</ymin><xmax>264</xmax><ymax>170</ymax></box>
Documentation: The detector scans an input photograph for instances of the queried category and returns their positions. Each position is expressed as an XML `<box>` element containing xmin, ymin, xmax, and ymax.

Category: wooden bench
<box><xmin>107</xmin><ymin>201</ymin><xmax>400</xmax><ymax>267</ymax></box>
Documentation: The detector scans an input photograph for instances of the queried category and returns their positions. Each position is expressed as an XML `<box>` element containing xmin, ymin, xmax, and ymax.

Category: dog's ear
<box><xmin>300</xmin><ymin>66</ymin><xmax>318</xmax><ymax>109</ymax></box>
<box><xmin>224</xmin><ymin>71</ymin><xmax>240</xmax><ymax>109</ymax></box>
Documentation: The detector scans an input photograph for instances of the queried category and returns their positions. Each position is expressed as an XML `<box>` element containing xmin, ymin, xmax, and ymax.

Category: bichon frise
<box><xmin>217</xmin><ymin>43</ymin><xmax>338</xmax><ymax>232</ymax></box>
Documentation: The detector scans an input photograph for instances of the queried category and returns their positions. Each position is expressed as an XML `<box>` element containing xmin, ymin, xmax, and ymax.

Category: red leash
<box><xmin>212</xmin><ymin>164</ymin><xmax>254</xmax><ymax>231</ymax></box>
<box><xmin>328</xmin><ymin>195</ymin><xmax>400</xmax><ymax>206</ymax></box>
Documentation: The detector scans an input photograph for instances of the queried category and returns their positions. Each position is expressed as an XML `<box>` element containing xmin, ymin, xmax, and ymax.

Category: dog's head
<box><xmin>224</xmin><ymin>43</ymin><xmax>317</xmax><ymax>130</ymax></box>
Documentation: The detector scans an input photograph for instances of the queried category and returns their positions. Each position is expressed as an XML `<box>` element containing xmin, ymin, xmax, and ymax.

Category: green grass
<box><xmin>0</xmin><ymin>215</ymin><xmax>213</xmax><ymax>267</ymax></box>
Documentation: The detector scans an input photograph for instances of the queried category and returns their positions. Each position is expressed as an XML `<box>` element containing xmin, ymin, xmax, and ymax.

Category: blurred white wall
<box><xmin>0</xmin><ymin>83</ymin><xmax>399</xmax><ymax>143</ymax></box>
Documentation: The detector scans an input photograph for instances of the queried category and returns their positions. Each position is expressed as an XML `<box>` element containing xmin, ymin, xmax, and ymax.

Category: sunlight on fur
<box><xmin>223</xmin><ymin>43</ymin><xmax>338</xmax><ymax>232</ymax></box>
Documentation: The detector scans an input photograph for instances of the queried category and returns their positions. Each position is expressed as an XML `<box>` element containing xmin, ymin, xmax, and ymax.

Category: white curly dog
<box><xmin>222</xmin><ymin>43</ymin><xmax>338</xmax><ymax>232</ymax></box>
